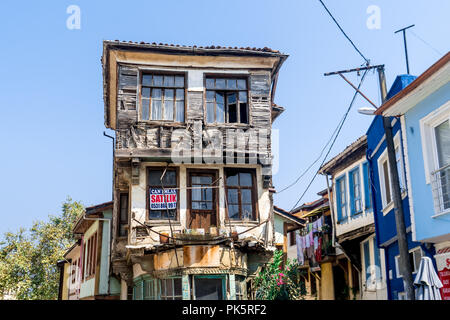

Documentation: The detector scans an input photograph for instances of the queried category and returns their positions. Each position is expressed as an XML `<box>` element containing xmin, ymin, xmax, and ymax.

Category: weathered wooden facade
<box><xmin>102</xmin><ymin>40</ymin><xmax>288</xmax><ymax>300</ymax></box>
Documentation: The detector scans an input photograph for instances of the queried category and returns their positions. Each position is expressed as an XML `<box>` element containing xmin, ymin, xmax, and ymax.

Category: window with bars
<box><xmin>140</xmin><ymin>73</ymin><xmax>185</xmax><ymax>122</ymax></box>
<box><xmin>118</xmin><ymin>193</ymin><xmax>129</xmax><ymax>237</ymax></box>
<box><xmin>147</xmin><ymin>168</ymin><xmax>178</xmax><ymax>220</ymax></box>
<box><xmin>225</xmin><ymin>169</ymin><xmax>256</xmax><ymax>221</ymax></box>
<box><xmin>205</xmin><ymin>77</ymin><xmax>248</xmax><ymax>124</ymax></box>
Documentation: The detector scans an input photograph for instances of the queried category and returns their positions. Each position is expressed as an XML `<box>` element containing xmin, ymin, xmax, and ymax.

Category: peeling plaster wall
<box><xmin>128</xmin><ymin>162</ymin><xmax>272</xmax><ymax>248</ymax></box>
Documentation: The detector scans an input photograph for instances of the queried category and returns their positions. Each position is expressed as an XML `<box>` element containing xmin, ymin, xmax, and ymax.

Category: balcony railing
<box><xmin>431</xmin><ymin>164</ymin><xmax>450</xmax><ymax>216</ymax></box>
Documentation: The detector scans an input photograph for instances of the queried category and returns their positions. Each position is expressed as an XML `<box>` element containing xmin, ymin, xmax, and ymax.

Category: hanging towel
<box><xmin>296</xmin><ymin>234</ymin><xmax>304</xmax><ymax>265</ymax></box>
<box><xmin>314</xmin><ymin>234</ymin><xmax>319</xmax><ymax>250</ymax></box>
<box><xmin>317</xmin><ymin>217</ymin><xmax>323</xmax><ymax>231</ymax></box>
<box><xmin>315</xmin><ymin>236</ymin><xmax>323</xmax><ymax>263</ymax></box>
<box><xmin>305</xmin><ymin>231</ymin><xmax>311</xmax><ymax>248</ymax></box>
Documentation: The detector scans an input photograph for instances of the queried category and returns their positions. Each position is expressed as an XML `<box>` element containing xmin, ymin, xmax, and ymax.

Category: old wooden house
<box><xmin>101</xmin><ymin>40</ymin><xmax>288</xmax><ymax>300</ymax></box>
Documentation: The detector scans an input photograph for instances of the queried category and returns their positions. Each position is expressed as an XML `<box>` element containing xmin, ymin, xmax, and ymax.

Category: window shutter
<box><xmin>363</xmin><ymin>162</ymin><xmax>372</xmax><ymax>210</ymax></box>
<box><xmin>349</xmin><ymin>172</ymin><xmax>355</xmax><ymax>215</ymax></box>
<box><xmin>336</xmin><ymin>179</ymin><xmax>342</xmax><ymax>221</ymax></box>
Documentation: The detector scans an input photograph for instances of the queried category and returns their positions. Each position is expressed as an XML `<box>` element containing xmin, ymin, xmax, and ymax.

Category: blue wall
<box><xmin>366</xmin><ymin>115</ymin><xmax>434</xmax><ymax>299</ymax></box>
<box><xmin>383</xmin><ymin>232</ymin><xmax>434</xmax><ymax>300</ymax></box>
<box><xmin>364</xmin><ymin>74</ymin><xmax>432</xmax><ymax>299</ymax></box>
<box><xmin>366</xmin><ymin>115</ymin><xmax>411</xmax><ymax>245</ymax></box>
<box><xmin>403</xmin><ymin>82</ymin><xmax>450</xmax><ymax>242</ymax></box>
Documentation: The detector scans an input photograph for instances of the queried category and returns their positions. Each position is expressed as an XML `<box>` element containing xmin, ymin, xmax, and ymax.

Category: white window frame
<box><xmin>419</xmin><ymin>101</ymin><xmax>450</xmax><ymax>217</ymax></box>
<box><xmin>360</xmin><ymin>236</ymin><xmax>384</xmax><ymax>291</ymax></box>
<box><xmin>378</xmin><ymin>132</ymin><xmax>406</xmax><ymax>214</ymax></box>
<box><xmin>419</xmin><ymin>100</ymin><xmax>450</xmax><ymax>184</ymax></box>
<box><xmin>395</xmin><ymin>246</ymin><xmax>423</xmax><ymax>278</ymax></box>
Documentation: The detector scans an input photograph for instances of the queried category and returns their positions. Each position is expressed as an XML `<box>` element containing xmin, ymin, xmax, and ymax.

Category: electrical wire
<box><xmin>410</xmin><ymin>30</ymin><xmax>443</xmax><ymax>57</ymax></box>
<box><xmin>288</xmin><ymin>69</ymin><xmax>370</xmax><ymax>212</ymax></box>
<box><xmin>276</xmin><ymin>98</ymin><xmax>351</xmax><ymax>194</ymax></box>
<box><xmin>317</xmin><ymin>0</ymin><xmax>370</xmax><ymax>64</ymax></box>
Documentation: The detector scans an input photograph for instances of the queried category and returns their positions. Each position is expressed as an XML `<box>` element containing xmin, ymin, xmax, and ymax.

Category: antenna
<box><xmin>395</xmin><ymin>24</ymin><xmax>415</xmax><ymax>74</ymax></box>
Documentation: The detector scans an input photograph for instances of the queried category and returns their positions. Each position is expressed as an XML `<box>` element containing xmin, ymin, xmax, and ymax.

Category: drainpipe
<box><xmin>83</xmin><ymin>216</ymin><xmax>112</xmax><ymax>295</ymax></box>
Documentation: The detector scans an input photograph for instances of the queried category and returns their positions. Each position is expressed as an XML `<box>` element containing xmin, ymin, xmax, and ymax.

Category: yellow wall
<box><xmin>320</xmin><ymin>262</ymin><xmax>335</xmax><ymax>300</ymax></box>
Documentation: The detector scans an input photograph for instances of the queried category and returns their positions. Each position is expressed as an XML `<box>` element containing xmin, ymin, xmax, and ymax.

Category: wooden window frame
<box><xmin>204</xmin><ymin>75</ymin><xmax>249</xmax><ymax>125</ymax></box>
<box><xmin>146</xmin><ymin>167</ymin><xmax>180</xmax><ymax>221</ymax></box>
<box><xmin>84</xmin><ymin>232</ymin><xmax>97</xmax><ymax>280</ymax></box>
<box><xmin>139</xmin><ymin>71</ymin><xmax>187</xmax><ymax>123</ymax></box>
<box><xmin>187</xmin><ymin>169</ymin><xmax>220</xmax><ymax>229</ymax></box>
<box><xmin>224</xmin><ymin>168</ymin><xmax>258</xmax><ymax>222</ymax></box>
<box><xmin>159</xmin><ymin>277</ymin><xmax>183</xmax><ymax>300</ymax></box>
<box><xmin>118</xmin><ymin>192</ymin><xmax>129</xmax><ymax>238</ymax></box>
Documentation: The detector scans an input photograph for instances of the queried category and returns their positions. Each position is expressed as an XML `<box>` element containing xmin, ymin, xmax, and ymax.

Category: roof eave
<box><xmin>375</xmin><ymin>52</ymin><xmax>450</xmax><ymax>117</ymax></box>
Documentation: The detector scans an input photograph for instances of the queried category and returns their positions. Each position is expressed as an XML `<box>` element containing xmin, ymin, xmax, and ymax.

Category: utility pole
<box><xmin>395</xmin><ymin>24</ymin><xmax>415</xmax><ymax>74</ymax></box>
<box><xmin>376</xmin><ymin>66</ymin><xmax>415</xmax><ymax>300</ymax></box>
<box><xmin>324</xmin><ymin>64</ymin><xmax>416</xmax><ymax>300</ymax></box>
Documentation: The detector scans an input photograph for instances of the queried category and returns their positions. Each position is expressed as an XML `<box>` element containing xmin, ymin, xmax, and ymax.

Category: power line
<box><xmin>276</xmin><ymin>122</ymin><xmax>341</xmax><ymax>193</ymax></box>
<box><xmin>289</xmin><ymin>69</ymin><xmax>370</xmax><ymax>212</ymax></box>
<box><xmin>317</xmin><ymin>0</ymin><xmax>369</xmax><ymax>64</ymax></box>
<box><xmin>410</xmin><ymin>30</ymin><xmax>443</xmax><ymax>57</ymax></box>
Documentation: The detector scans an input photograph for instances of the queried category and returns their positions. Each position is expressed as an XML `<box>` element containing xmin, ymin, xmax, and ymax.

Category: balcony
<box><xmin>431</xmin><ymin>164</ymin><xmax>450</xmax><ymax>217</ymax></box>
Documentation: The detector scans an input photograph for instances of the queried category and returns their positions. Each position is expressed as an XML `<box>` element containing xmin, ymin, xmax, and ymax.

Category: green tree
<box><xmin>0</xmin><ymin>197</ymin><xmax>84</xmax><ymax>300</ymax></box>
<box><xmin>253</xmin><ymin>250</ymin><xmax>306</xmax><ymax>300</ymax></box>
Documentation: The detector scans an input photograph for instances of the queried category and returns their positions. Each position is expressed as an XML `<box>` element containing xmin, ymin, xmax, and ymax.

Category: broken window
<box><xmin>225</xmin><ymin>169</ymin><xmax>256</xmax><ymax>221</ymax></box>
<box><xmin>147</xmin><ymin>168</ymin><xmax>178</xmax><ymax>220</ymax></box>
<box><xmin>141</xmin><ymin>73</ymin><xmax>185</xmax><ymax>122</ymax></box>
<box><xmin>205</xmin><ymin>77</ymin><xmax>248</xmax><ymax>124</ymax></box>
<box><xmin>118</xmin><ymin>193</ymin><xmax>128</xmax><ymax>237</ymax></box>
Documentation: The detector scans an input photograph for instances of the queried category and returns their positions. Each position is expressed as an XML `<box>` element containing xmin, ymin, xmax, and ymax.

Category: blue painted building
<box><xmin>376</xmin><ymin>53</ymin><xmax>450</xmax><ymax>299</ymax></box>
<box><xmin>366</xmin><ymin>75</ymin><xmax>436</xmax><ymax>300</ymax></box>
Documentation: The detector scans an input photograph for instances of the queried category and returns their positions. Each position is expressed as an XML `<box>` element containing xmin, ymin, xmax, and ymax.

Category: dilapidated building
<box><xmin>101</xmin><ymin>40</ymin><xmax>288</xmax><ymax>300</ymax></box>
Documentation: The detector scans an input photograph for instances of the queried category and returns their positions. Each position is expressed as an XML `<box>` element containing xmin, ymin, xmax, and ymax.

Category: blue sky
<box><xmin>0</xmin><ymin>0</ymin><xmax>448</xmax><ymax>234</ymax></box>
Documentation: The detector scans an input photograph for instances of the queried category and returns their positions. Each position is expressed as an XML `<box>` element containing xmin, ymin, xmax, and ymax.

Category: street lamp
<box><xmin>357</xmin><ymin>106</ymin><xmax>377</xmax><ymax>115</ymax></box>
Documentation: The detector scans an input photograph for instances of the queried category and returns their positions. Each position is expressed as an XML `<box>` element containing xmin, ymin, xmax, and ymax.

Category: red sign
<box><xmin>435</xmin><ymin>251</ymin><xmax>450</xmax><ymax>300</ymax></box>
<box><xmin>150</xmin><ymin>189</ymin><xmax>177</xmax><ymax>210</ymax></box>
